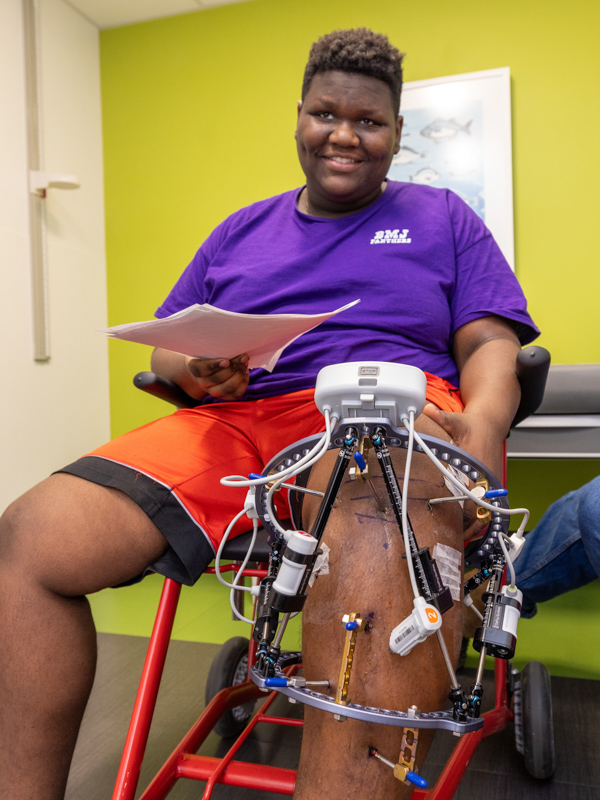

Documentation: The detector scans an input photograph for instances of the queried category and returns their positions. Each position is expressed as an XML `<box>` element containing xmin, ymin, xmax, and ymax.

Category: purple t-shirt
<box><xmin>156</xmin><ymin>180</ymin><xmax>539</xmax><ymax>401</ymax></box>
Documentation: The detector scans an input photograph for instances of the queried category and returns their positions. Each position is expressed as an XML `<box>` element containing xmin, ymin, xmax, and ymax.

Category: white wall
<box><xmin>0</xmin><ymin>0</ymin><xmax>109</xmax><ymax>509</ymax></box>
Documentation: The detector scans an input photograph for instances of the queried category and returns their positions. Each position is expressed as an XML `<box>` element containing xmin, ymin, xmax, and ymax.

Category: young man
<box><xmin>0</xmin><ymin>28</ymin><xmax>537</xmax><ymax>798</ymax></box>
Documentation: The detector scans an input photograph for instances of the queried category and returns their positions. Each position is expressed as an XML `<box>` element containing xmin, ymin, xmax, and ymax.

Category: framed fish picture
<box><xmin>388</xmin><ymin>67</ymin><xmax>514</xmax><ymax>269</ymax></box>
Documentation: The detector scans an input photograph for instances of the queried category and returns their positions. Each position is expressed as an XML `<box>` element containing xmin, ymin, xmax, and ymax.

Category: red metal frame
<box><xmin>112</xmin><ymin>586</ymin><xmax>514</xmax><ymax>800</ymax></box>
<box><xmin>112</xmin><ymin>444</ymin><xmax>514</xmax><ymax>799</ymax></box>
<box><xmin>112</xmin><ymin>571</ymin><xmax>301</xmax><ymax>800</ymax></box>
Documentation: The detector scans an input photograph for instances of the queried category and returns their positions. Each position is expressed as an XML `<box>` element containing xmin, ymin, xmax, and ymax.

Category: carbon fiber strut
<box><xmin>370</xmin><ymin>426</ymin><xmax>453</xmax><ymax>615</ymax></box>
<box><xmin>307</xmin><ymin>427</ymin><xmax>358</xmax><ymax>547</ymax></box>
<box><xmin>253</xmin><ymin>540</ymin><xmax>284</xmax><ymax>645</ymax></box>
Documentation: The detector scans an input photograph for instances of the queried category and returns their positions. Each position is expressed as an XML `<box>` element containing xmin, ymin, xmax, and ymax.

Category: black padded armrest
<box><xmin>134</xmin><ymin>346</ymin><xmax>551</xmax><ymax>424</ymax></box>
<box><xmin>511</xmin><ymin>345</ymin><xmax>551</xmax><ymax>428</ymax></box>
<box><xmin>133</xmin><ymin>372</ymin><xmax>199</xmax><ymax>409</ymax></box>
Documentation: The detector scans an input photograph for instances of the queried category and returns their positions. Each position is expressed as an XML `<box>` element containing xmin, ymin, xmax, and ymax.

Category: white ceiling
<box><xmin>64</xmin><ymin>0</ymin><xmax>255</xmax><ymax>30</ymax></box>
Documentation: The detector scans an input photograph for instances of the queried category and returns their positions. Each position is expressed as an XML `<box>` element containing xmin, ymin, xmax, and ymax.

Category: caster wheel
<box><xmin>517</xmin><ymin>660</ymin><xmax>555</xmax><ymax>779</ymax></box>
<box><xmin>205</xmin><ymin>636</ymin><xmax>255</xmax><ymax>738</ymax></box>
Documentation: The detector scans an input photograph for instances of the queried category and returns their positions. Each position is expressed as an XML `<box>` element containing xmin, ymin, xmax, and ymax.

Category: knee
<box><xmin>578</xmin><ymin>477</ymin><xmax>600</xmax><ymax>526</ymax></box>
<box><xmin>0</xmin><ymin>485</ymin><xmax>71</xmax><ymax>586</ymax></box>
<box><xmin>0</xmin><ymin>494</ymin><xmax>38</xmax><ymax>571</ymax></box>
<box><xmin>0</xmin><ymin>490</ymin><xmax>87</xmax><ymax>599</ymax></box>
<box><xmin>577</xmin><ymin>477</ymin><xmax>600</xmax><ymax>575</ymax></box>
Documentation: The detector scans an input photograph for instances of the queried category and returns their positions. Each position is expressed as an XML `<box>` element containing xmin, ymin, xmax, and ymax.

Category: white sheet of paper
<box><xmin>98</xmin><ymin>300</ymin><xmax>360</xmax><ymax>372</ymax></box>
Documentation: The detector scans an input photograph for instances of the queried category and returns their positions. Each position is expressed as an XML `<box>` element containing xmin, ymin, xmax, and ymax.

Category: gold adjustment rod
<box><xmin>475</xmin><ymin>478</ymin><xmax>491</xmax><ymax>522</ymax></box>
<box><xmin>369</xmin><ymin>708</ymin><xmax>425</xmax><ymax>788</ymax></box>
<box><xmin>394</xmin><ymin>719</ymin><xmax>419</xmax><ymax>782</ymax></box>
<box><xmin>334</xmin><ymin>612</ymin><xmax>365</xmax><ymax>721</ymax></box>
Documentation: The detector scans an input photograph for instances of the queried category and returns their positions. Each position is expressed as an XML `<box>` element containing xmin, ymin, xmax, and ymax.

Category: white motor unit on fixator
<box><xmin>389</xmin><ymin>596</ymin><xmax>442</xmax><ymax>656</ymax></box>
<box><xmin>272</xmin><ymin>530</ymin><xmax>318</xmax><ymax>597</ymax></box>
<box><xmin>500</xmin><ymin>585</ymin><xmax>523</xmax><ymax>640</ymax></box>
<box><xmin>314</xmin><ymin>362</ymin><xmax>427</xmax><ymax>426</ymax></box>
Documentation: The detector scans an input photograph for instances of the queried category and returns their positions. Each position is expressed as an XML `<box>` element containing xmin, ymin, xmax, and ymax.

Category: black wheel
<box><xmin>521</xmin><ymin>660</ymin><xmax>555</xmax><ymax>779</ymax></box>
<box><xmin>205</xmin><ymin>636</ymin><xmax>255</xmax><ymax>738</ymax></box>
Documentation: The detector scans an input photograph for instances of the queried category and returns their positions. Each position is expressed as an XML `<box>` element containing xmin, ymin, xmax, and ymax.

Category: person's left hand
<box><xmin>422</xmin><ymin>403</ymin><xmax>505</xmax><ymax>477</ymax></box>
<box><xmin>423</xmin><ymin>402</ymin><xmax>506</xmax><ymax>537</ymax></box>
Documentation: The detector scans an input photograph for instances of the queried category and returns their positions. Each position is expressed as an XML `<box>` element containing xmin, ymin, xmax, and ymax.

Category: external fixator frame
<box><xmin>248</xmin><ymin>417</ymin><xmax>515</xmax><ymax>737</ymax></box>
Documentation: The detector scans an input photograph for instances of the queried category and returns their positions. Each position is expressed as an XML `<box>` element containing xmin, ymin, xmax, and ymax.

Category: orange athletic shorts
<box><xmin>59</xmin><ymin>376</ymin><xmax>462</xmax><ymax>585</ymax></box>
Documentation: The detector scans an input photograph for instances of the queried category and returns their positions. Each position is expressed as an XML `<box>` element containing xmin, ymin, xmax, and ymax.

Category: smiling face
<box><xmin>296</xmin><ymin>70</ymin><xmax>403</xmax><ymax>217</ymax></box>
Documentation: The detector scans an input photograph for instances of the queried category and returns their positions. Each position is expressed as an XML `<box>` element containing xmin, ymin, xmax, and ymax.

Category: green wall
<box><xmin>95</xmin><ymin>0</ymin><xmax>600</xmax><ymax>670</ymax></box>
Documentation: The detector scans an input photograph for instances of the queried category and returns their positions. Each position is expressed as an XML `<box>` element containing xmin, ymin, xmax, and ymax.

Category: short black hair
<box><xmin>301</xmin><ymin>29</ymin><xmax>404</xmax><ymax>115</ymax></box>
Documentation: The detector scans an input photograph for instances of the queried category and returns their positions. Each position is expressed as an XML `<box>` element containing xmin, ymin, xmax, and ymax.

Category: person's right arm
<box><xmin>150</xmin><ymin>348</ymin><xmax>250</xmax><ymax>402</ymax></box>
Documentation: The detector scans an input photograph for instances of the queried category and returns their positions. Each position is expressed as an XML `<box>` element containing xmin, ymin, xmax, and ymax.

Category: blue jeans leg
<box><xmin>514</xmin><ymin>476</ymin><xmax>600</xmax><ymax>618</ymax></box>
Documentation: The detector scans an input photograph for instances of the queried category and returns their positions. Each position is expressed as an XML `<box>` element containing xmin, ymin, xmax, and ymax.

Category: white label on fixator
<box><xmin>444</xmin><ymin>465</ymin><xmax>469</xmax><ymax>507</ymax></box>
<box><xmin>308</xmin><ymin>541</ymin><xmax>330</xmax><ymax>587</ymax></box>
<box><xmin>394</xmin><ymin>624</ymin><xmax>416</xmax><ymax>645</ymax></box>
<box><xmin>433</xmin><ymin>543</ymin><xmax>462</xmax><ymax>602</ymax></box>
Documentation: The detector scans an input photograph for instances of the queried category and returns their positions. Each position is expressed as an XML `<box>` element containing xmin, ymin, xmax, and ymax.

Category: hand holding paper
<box><xmin>99</xmin><ymin>300</ymin><xmax>360</xmax><ymax>372</ymax></box>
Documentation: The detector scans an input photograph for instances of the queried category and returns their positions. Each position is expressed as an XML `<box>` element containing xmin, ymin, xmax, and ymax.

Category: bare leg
<box><xmin>0</xmin><ymin>474</ymin><xmax>169</xmax><ymax>800</ymax></box>
<box><xmin>295</xmin><ymin>416</ymin><xmax>468</xmax><ymax>799</ymax></box>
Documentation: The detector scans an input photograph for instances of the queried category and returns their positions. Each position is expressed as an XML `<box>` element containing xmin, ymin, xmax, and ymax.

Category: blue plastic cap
<box><xmin>353</xmin><ymin>452</ymin><xmax>367</xmax><ymax>471</ymax></box>
<box><xmin>345</xmin><ymin>620</ymin><xmax>360</xmax><ymax>631</ymax></box>
<box><xmin>249</xmin><ymin>472</ymin><xmax>265</xmax><ymax>480</ymax></box>
<box><xmin>264</xmin><ymin>677</ymin><xmax>288</xmax><ymax>687</ymax></box>
<box><xmin>406</xmin><ymin>772</ymin><xmax>427</xmax><ymax>788</ymax></box>
<box><xmin>485</xmin><ymin>488</ymin><xmax>508</xmax><ymax>498</ymax></box>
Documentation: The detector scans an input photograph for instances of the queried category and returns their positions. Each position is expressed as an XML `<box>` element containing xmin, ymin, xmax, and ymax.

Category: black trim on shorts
<box><xmin>57</xmin><ymin>456</ymin><xmax>216</xmax><ymax>586</ymax></box>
